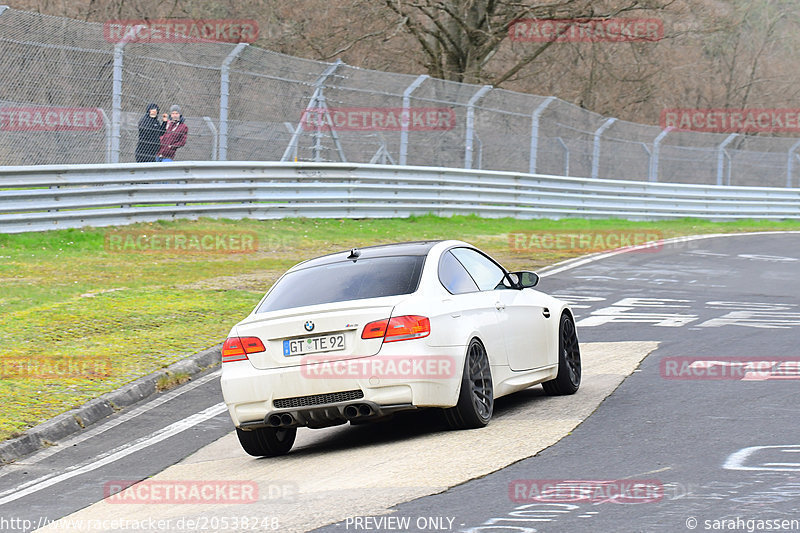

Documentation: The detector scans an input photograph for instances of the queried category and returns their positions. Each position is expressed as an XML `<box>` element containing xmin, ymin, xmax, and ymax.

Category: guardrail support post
<box><xmin>717</xmin><ymin>133</ymin><xmax>739</xmax><ymax>186</ymax></box>
<box><xmin>219</xmin><ymin>43</ymin><xmax>248</xmax><ymax>162</ymax></box>
<box><xmin>399</xmin><ymin>74</ymin><xmax>429</xmax><ymax>166</ymax></box>
<box><xmin>787</xmin><ymin>139</ymin><xmax>800</xmax><ymax>188</ymax></box>
<box><xmin>649</xmin><ymin>127</ymin><xmax>672</xmax><ymax>182</ymax></box>
<box><xmin>591</xmin><ymin>118</ymin><xmax>617</xmax><ymax>179</ymax></box>
<box><xmin>464</xmin><ymin>85</ymin><xmax>492</xmax><ymax>169</ymax></box>
<box><xmin>111</xmin><ymin>25</ymin><xmax>145</xmax><ymax>164</ymax></box>
<box><xmin>529</xmin><ymin>96</ymin><xmax>556</xmax><ymax>174</ymax></box>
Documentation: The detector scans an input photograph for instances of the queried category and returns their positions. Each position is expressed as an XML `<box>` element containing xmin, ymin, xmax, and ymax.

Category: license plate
<box><xmin>283</xmin><ymin>333</ymin><xmax>346</xmax><ymax>356</ymax></box>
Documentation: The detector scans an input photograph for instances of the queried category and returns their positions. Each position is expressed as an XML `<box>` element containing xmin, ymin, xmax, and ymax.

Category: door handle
<box><xmin>542</xmin><ymin>307</ymin><xmax>550</xmax><ymax>318</ymax></box>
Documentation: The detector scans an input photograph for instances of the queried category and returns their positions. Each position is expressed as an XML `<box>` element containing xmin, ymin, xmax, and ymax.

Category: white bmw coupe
<box><xmin>221</xmin><ymin>240</ymin><xmax>580</xmax><ymax>456</ymax></box>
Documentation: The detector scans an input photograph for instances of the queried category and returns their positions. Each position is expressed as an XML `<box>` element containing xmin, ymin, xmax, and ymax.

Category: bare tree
<box><xmin>699</xmin><ymin>0</ymin><xmax>797</xmax><ymax>109</ymax></box>
<box><xmin>15</xmin><ymin>0</ymin><xmax>800</xmax><ymax>123</ymax></box>
<box><xmin>380</xmin><ymin>0</ymin><xmax>669</xmax><ymax>85</ymax></box>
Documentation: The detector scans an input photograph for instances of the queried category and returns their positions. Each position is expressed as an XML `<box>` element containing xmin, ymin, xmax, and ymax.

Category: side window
<box><xmin>450</xmin><ymin>248</ymin><xmax>506</xmax><ymax>291</ymax></box>
<box><xmin>439</xmin><ymin>251</ymin><xmax>479</xmax><ymax>294</ymax></box>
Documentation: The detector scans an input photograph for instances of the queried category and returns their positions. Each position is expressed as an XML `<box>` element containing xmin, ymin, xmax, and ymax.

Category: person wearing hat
<box><xmin>135</xmin><ymin>103</ymin><xmax>166</xmax><ymax>162</ymax></box>
<box><xmin>157</xmin><ymin>105</ymin><xmax>189</xmax><ymax>161</ymax></box>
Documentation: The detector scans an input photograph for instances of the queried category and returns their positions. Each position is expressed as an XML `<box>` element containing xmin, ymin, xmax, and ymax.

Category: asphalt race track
<box><xmin>1</xmin><ymin>232</ymin><xmax>798</xmax><ymax>533</ymax></box>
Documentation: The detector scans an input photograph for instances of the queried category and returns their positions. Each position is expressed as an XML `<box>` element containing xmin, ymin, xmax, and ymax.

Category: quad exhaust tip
<box><xmin>267</xmin><ymin>413</ymin><xmax>295</xmax><ymax>427</ymax></box>
<box><xmin>267</xmin><ymin>404</ymin><xmax>375</xmax><ymax>427</ymax></box>
<box><xmin>344</xmin><ymin>403</ymin><xmax>373</xmax><ymax>419</ymax></box>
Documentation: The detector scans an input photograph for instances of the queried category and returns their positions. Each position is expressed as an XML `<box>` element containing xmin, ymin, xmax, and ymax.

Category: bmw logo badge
<box><xmin>304</xmin><ymin>321</ymin><xmax>315</xmax><ymax>332</ymax></box>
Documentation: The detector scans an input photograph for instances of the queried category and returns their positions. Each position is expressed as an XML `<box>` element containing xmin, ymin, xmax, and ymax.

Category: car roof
<box><xmin>293</xmin><ymin>240</ymin><xmax>444</xmax><ymax>270</ymax></box>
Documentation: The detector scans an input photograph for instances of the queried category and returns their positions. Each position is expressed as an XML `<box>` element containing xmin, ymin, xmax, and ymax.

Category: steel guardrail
<box><xmin>2</xmin><ymin>162</ymin><xmax>799</xmax><ymax>233</ymax></box>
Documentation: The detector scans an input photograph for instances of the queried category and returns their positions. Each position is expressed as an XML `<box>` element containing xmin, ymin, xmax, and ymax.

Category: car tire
<box><xmin>443</xmin><ymin>338</ymin><xmax>493</xmax><ymax>429</ymax></box>
<box><xmin>236</xmin><ymin>426</ymin><xmax>296</xmax><ymax>457</ymax></box>
<box><xmin>542</xmin><ymin>312</ymin><xmax>581</xmax><ymax>395</ymax></box>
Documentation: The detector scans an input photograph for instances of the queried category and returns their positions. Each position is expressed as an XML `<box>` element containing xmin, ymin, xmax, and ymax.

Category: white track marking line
<box><xmin>538</xmin><ymin>231</ymin><xmax>800</xmax><ymax>278</ymax></box>
<box><xmin>0</xmin><ymin>403</ymin><xmax>227</xmax><ymax>506</ymax></box>
<box><xmin>0</xmin><ymin>370</ymin><xmax>221</xmax><ymax>474</ymax></box>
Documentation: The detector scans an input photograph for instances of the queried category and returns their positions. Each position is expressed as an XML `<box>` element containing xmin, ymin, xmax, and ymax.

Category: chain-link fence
<box><xmin>1</xmin><ymin>6</ymin><xmax>799</xmax><ymax>188</ymax></box>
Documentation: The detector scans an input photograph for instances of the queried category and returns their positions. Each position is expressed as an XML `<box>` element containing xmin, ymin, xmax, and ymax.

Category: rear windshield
<box><xmin>256</xmin><ymin>255</ymin><xmax>425</xmax><ymax>313</ymax></box>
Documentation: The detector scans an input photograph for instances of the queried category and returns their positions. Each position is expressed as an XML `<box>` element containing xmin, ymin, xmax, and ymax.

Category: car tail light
<box><xmin>361</xmin><ymin>319</ymin><xmax>389</xmax><ymax>339</ymax></box>
<box><xmin>385</xmin><ymin>315</ymin><xmax>430</xmax><ymax>342</ymax></box>
<box><xmin>222</xmin><ymin>336</ymin><xmax>265</xmax><ymax>363</ymax></box>
<box><xmin>241</xmin><ymin>337</ymin><xmax>266</xmax><ymax>353</ymax></box>
<box><xmin>361</xmin><ymin>315</ymin><xmax>430</xmax><ymax>343</ymax></box>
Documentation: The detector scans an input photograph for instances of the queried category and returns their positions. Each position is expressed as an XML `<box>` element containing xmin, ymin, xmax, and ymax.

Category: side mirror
<box><xmin>505</xmin><ymin>270</ymin><xmax>539</xmax><ymax>289</ymax></box>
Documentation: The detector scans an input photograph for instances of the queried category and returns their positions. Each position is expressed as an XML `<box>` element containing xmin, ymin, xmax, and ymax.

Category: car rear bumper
<box><xmin>221</xmin><ymin>348</ymin><xmax>464</xmax><ymax>429</ymax></box>
<box><xmin>238</xmin><ymin>399</ymin><xmax>415</xmax><ymax>430</ymax></box>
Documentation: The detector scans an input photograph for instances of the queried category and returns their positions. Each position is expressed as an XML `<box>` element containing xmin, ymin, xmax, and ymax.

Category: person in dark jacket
<box><xmin>157</xmin><ymin>105</ymin><xmax>189</xmax><ymax>161</ymax></box>
<box><xmin>135</xmin><ymin>103</ymin><xmax>166</xmax><ymax>162</ymax></box>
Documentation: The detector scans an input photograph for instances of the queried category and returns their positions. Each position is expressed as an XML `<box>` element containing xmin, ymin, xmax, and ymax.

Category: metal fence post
<box><xmin>283</xmin><ymin>122</ymin><xmax>297</xmax><ymax>161</ymax></box>
<box><xmin>717</xmin><ymin>133</ymin><xmax>739</xmax><ymax>186</ymax></box>
<box><xmin>219</xmin><ymin>43</ymin><xmax>248</xmax><ymax>162</ymax></box>
<box><xmin>640</xmin><ymin>143</ymin><xmax>651</xmax><ymax>181</ymax></box>
<box><xmin>650</xmin><ymin>127</ymin><xmax>672</xmax><ymax>182</ymax></box>
<box><xmin>787</xmin><ymin>139</ymin><xmax>800</xmax><ymax>188</ymax></box>
<box><xmin>0</xmin><ymin>6</ymin><xmax>8</xmax><ymax>15</ymax></box>
<box><xmin>314</xmin><ymin>92</ymin><xmax>347</xmax><ymax>162</ymax></box>
<box><xmin>399</xmin><ymin>74</ymin><xmax>428</xmax><ymax>166</ymax></box>
<box><xmin>529</xmin><ymin>96</ymin><xmax>556</xmax><ymax>174</ymax></box>
<box><xmin>111</xmin><ymin>43</ymin><xmax>125</xmax><ymax>164</ymax></box>
<box><xmin>204</xmin><ymin>117</ymin><xmax>218</xmax><ymax>161</ymax></box>
<box><xmin>281</xmin><ymin>60</ymin><xmax>343</xmax><ymax>162</ymax></box>
<box><xmin>591</xmin><ymin>118</ymin><xmax>617</xmax><ymax>179</ymax></box>
<box><xmin>464</xmin><ymin>85</ymin><xmax>492</xmax><ymax>169</ymax></box>
<box><xmin>98</xmin><ymin>109</ymin><xmax>112</xmax><ymax>164</ymax></box>
<box><xmin>474</xmin><ymin>135</ymin><xmax>483</xmax><ymax>170</ymax></box>
<box><xmin>111</xmin><ymin>25</ymin><xmax>145</xmax><ymax>164</ymax></box>
<box><xmin>556</xmin><ymin>137</ymin><xmax>570</xmax><ymax>176</ymax></box>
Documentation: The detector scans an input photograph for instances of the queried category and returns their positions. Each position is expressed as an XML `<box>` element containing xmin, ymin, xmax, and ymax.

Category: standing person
<box><xmin>157</xmin><ymin>105</ymin><xmax>189</xmax><ymax>162</ymax></box>
<box><xmin>135</xmin><ymin>103</ymin><xmax>165</xmax><ymax>162</ymax></box>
